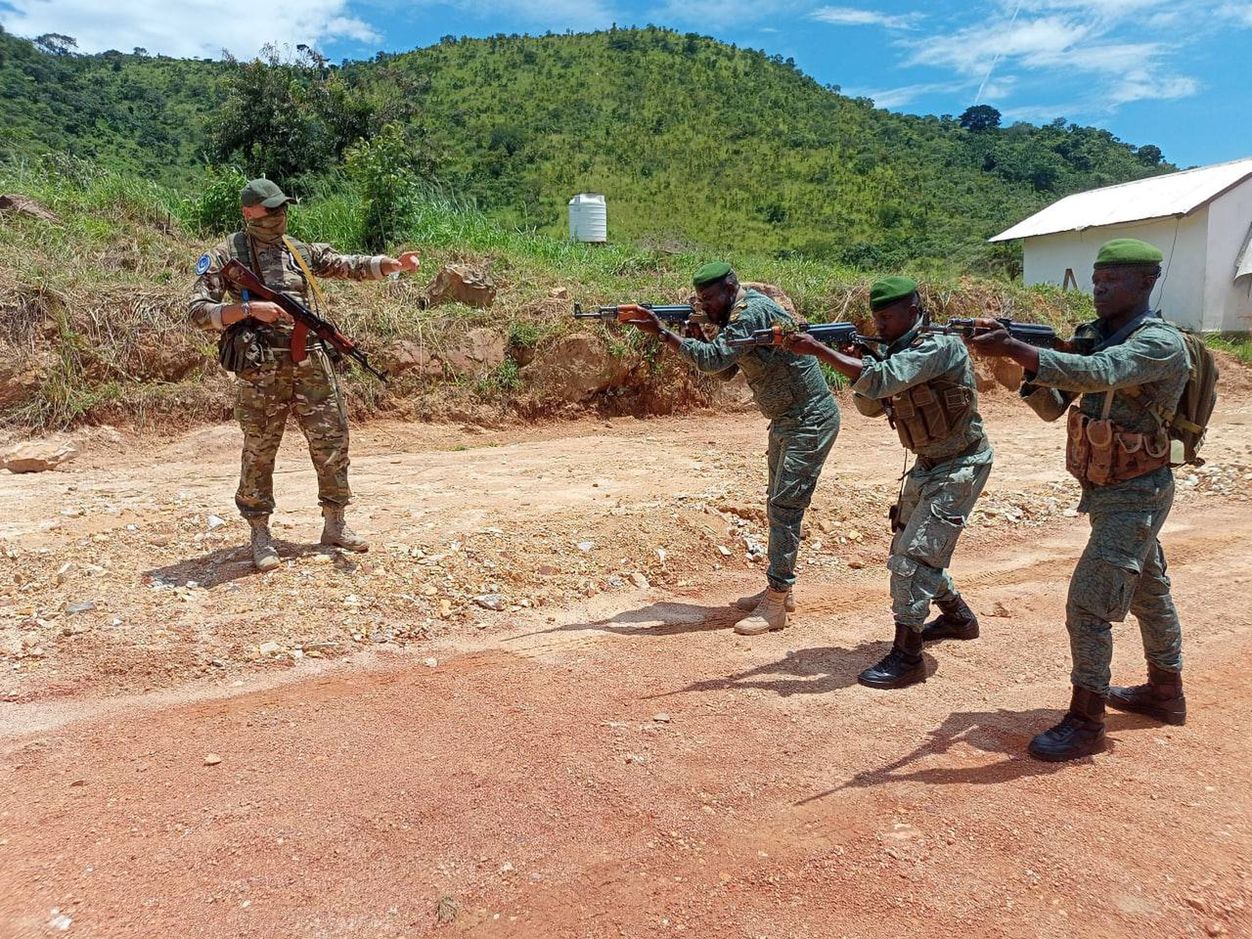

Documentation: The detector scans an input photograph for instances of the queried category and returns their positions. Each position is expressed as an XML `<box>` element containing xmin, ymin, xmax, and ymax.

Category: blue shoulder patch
<box><xmin>195</xmin><ymin>253</ymin><xmax>212</xmax><ymax>276</ymax></box>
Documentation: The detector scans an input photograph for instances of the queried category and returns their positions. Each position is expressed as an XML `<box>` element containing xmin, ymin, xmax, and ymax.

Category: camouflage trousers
<box><xmin>1068</xmin><ymin>466</ymin><xmax>1183</xmax><ymax>695</ymax></box>
<box><xmin>765</xmin><ymin>400</ymin><xmax>840</xmax><ymax>590</ymax></box>
<box><xmin>889</xmin><ymin>446</ymin><xmax>993</xmax><ymax>629</ymax></box>
<box><xmin>234</xmin><ymin>347</ymin><xmax>351</xmax><ymax>519</ymax></box>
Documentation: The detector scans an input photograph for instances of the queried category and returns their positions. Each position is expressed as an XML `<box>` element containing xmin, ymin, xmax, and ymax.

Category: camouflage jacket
<box><xmin>189</xmin><ymin>231</ymin><xmax>389</xmax><ymax>334</ymax></box>
<box><xmin>1019</xmin><ymin>314</ymin><xmax>1189</xmax><ymax>435</ymax></box>
<box><xmin>851</xmin><ymin>333</ymin><xmax>987</xmax><ymax>462</ymax></box>
<box><xmin>678</xmin><ymin>288</ymin><xmax>833</xmax><ymax>420</ymax></box>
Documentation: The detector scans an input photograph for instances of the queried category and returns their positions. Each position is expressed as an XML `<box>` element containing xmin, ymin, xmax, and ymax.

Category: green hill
<box><xmin>0</xmin><ymin>26</ymin><xmax>1172</xmax><ymax>269</ymax></box>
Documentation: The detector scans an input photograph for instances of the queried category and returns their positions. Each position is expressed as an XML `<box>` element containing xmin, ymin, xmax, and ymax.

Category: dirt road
<box><xmin>2</xmin><ymin>397</ymin><xmax>1250</xmax><ymax>938</ymax></box>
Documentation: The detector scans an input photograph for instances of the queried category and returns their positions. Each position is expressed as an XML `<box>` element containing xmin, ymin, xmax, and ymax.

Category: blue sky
<box><xmin>3</xmin><ymin>0</ymin><xmax>1249</xmax><ymax>168</ymax></box>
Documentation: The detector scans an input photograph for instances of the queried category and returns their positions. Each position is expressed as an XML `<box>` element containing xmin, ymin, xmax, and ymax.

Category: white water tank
<box><xmin>568</xmin><ymin>192</ymin><xmax>607</xmax><ymax>243</ymax></box>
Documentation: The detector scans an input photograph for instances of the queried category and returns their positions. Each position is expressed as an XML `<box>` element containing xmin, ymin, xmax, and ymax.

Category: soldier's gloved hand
<box><xmin>248</xmin><ymin>301</ymin><xmax>289</xmax><ymax>325</ymax></box>
<box><xmin>616</xmin><ymin>304</ymin><xmax>663</xmax><ymax>335</ymax></box>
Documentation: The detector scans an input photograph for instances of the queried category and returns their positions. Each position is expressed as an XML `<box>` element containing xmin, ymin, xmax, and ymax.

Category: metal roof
<box><xmin>989</xmin><ymin>157</ymin><xmax>1252</xmax><ymax>242</ymax></box>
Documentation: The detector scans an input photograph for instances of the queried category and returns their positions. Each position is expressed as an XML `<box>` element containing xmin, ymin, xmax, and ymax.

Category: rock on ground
<box><xmin>1</xmin><ymin>441</ymin><xmax>78</xmax><ymax>474</ymax></box>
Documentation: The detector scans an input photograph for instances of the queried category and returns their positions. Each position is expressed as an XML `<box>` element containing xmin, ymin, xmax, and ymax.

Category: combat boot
<box><xmin>1028</xmin><ymin>686</ymin><xmax>1107</xmax><ymax>762</ymax></box>
<box><xmin>734</xmin><ymin>587</ymin><xmax>788</xmax><ymax>636</ymax></box>
<box><xmin>858</xmin><ymin>623</ymin><xmax>926</xmax><ymax>689</ymax></box>
<box><xmin>248</xmin><ymin>516</ymin><xmax>280</xmax><ymax>572</ymax></box>
<box><xmin>732</xmin><ymin>587</ymin><xmax>796</xmax><ymax>613</ymax></box>
<box><xmin>320</xmin><ymin>505</ymin><xmax>369</xmax><ymax>552</ymax></box>
<box><xmin>921</xmin><ymin>594</ymin><xmax>979</xmax><ymax>642</ymax></box>
<box><xmin>1108</xmin><ymin>663</ymin><xmax>1186</xmax><ymax>725</ymax></box>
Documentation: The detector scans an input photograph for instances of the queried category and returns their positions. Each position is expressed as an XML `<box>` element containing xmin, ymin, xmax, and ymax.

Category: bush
<box><xmin>181</xmin><ymin>165</ymin><xmax>248</xmax><ymax>235</ymax></box>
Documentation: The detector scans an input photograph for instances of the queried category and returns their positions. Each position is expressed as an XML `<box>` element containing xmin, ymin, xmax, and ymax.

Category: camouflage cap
<box><xmin>1094</xmin><ymin>238</ymin><xmax>1163</xmax><ymax>266</ymax></box>
<box><xmin>240</xmin><ymin>178</ymin><xmax>297</xmax><ymax>209</ymax></box>
<box><xmin>869</xmin><ymin>275</ymin><xmax>918</xmax><ymax>311</ymax></box>
<box><xmin>693</xmin><ymin>261</ymin><xmax>733</xmax><ymax>288</ymax></box>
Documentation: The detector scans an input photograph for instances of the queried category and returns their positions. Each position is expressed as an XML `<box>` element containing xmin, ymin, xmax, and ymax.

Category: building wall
<box><xmin>1204</xmin><ymin>179</ymin><xmax>1252</xmax><ymax>332</ymax></box>
<box><xmin>1022</xmin><ymin>216</ymin><xmax>1209</xmax><ymax>329</ymax></box>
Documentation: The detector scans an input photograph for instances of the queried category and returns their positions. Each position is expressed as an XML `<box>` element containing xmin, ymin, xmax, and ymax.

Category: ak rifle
<box><xmin>573</xmin><ymin>302</ymin><xmax>694</xmax><ymax>325</ymax></box>
<box><xmin>219</xmin><ymin>258</ymin><xmax>388</xmax><ymax>382</ymax></box>
<box><xmin>728</xmin><ymin>320</ymin><xmax>882</xmax><ymax>351</ymax></box>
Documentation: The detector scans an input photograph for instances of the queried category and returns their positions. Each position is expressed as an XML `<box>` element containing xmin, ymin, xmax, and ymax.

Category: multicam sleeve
<box><xmin>306</xmin><ymin>243</ymin><xmax>390</xmax><ymax>280</ymax></box>
<box><xmin>188</xmin><ymin>244</ymin><xmax>233</xmax><ymax>333</ymax></box>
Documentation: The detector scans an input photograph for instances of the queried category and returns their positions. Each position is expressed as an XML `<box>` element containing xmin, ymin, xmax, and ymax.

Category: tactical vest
<box><xmin>888</xmin><ymin>378</ymin><xmax>974</xmax><ymax>453</ymax></box>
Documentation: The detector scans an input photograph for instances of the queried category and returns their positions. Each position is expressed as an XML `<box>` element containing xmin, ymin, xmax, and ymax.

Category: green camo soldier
<box><xmin>783</xmin><ymin>276</ymin><xmax>992</xmax><ymax>688</ymax></box>
<box><xmin>189</xmin><ymin>178</ymin><xmax>422</xmax><ymax>571</ymax></box>
<box><xmin>969</xmin><ymin>237</ymin><xmax>1190</xmax><ymax>762</ymax></box>
<box><xmin>619</xmin><ymin>262</ymin><xmax>841</xmax><ymax>635</ymax></box>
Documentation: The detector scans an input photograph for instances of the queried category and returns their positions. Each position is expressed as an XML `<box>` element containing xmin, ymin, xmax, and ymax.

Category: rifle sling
<box><xmin>282</xmin><ymin>236</ymin><xmax>329</xmax><ymax>365</ymax></box>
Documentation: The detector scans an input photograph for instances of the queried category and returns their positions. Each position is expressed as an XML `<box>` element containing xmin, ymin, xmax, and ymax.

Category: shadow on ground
<box><xmin>650</xmin><ymin>641</ymin><xmax>904</xmax><ymax>699</ymax></box>
<box><xmin>797</xmin><ymin>708</ymin><xmax>1161</xmax><ymax>800</ymax></box>
<box><xmin>143</xmin><ymin>540</ymin><xmax>352</xmax><ymax>588</ymax></box>
<box><xmin>510</xmin><ymin>600</ymin><xmax>744</xmax><ymax>640</ymax></box>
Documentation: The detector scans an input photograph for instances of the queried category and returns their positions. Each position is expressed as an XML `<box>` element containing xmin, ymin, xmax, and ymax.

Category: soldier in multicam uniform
<box><xmin>620</xmin><ymin>262</ymin><xmax>840</xmax><ymax>636</ymax></box>
<box><xmin>189</xmin><ymin>178</ymin><xmax>421</xmax><ymax>572</ymax></box>
<box><xmin>783</xmin><ymin>276</ymin><xmax>992</xmax><ymax>689</ymax></box>
<box><xmin>969</xmin><ymin>238</ymin><xmax>1189</xmax><ymax>762</ymax></box>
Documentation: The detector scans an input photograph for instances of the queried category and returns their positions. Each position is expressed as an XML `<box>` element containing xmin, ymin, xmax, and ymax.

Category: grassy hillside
<box><xmin>0</xmin><ymin>159</ymin><xmax>1099</xmax><ymax>433</ymax></box>
<box><xmin>0</xmin><ymin>27</ymin><xmax>1172</xmax><ymax>270</ymax></box>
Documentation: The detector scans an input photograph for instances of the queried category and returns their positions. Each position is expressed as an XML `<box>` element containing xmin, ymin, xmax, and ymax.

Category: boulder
<box><xmin>0</xmin><ymin>351</ymin><xmax>51</xmax><ymax>410</ymax></box>
<box><xmin>425</xmin><ymin>264</ymin><xmax>496</xmax><ymax>309</ymax></box>
<box><xmin>381</xmin><ymin>340</ymin><xmax>440</xmax><ymax>378</ymax></box>
<box><xmin>2</xmin><ymin>441</ymin><xmax>78</xmax><ymax>474</ymax></box>
<box><xmin>988</xmin><ymin>356</ymin><xmax>1025</xmax><ymax>390</ymax></box>
<box><xmin>0</xmin><ymin>194</ymin><xmax>60</xmax><ymax>224</ymax></box>
<box><xmin>743</xmin><ymin>281</ymin><xmax>797</xmax><ymax>318</ymax></box>
<box><xmin>520</xmin><ymin>332</ymin><xmax>631</xmax><ymax>401</ymax></box>
<box><xmin>442</xmin><ymin>328</ymin><xmax>506</xmax><ymax>375</ymax></box>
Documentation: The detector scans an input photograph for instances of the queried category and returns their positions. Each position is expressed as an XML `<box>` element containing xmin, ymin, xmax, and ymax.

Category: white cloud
<box><xmin>855</xmin><ymin>79</ymin><xmax>969</xmax><ymax>108</ymax></box>
<box><xmin>810</xmin><ymin>6</ymin><xmax>923</xmax><ymax>29</ymax></box>
<box><xmin>1217</xmin><ymin>1</ymin><xmax>1252</xmax><ymax>26</ymax></box>
<box><xmin>901</xmin><ymin>3</ymin><xmax>1212</xmax><ymax>112</ymax></box>
<box><xmin>0</xmin><ymin>0</ymin><xmax>379</xmax><ymax>58</ymax></box>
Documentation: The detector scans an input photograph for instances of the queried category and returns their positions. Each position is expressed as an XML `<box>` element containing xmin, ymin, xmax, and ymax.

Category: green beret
<box><xmin>240</xmin><ymin>178</ymin><xmax>297</xmax><ymax>209</ymax></box>
<box><xmin>1094</xmin><ymin>238</ymin><xmax>1162</xmax><ymax>266</ymax></box>
<box><xmin>692</xmin><ymin>261</ymin><xmax>733</xmax><ymax>288</ymax></box>
<box><xmin>869</xmin><ymin>275</ymin><xmax>918</xmax><ymax>311</ymax></box>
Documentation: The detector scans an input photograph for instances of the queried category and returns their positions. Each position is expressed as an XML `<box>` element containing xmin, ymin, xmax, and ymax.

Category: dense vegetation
<box><xmin>0</xmin><ymin>26</ymin><xmax>1172</xmax><ymax>272</ymax></box>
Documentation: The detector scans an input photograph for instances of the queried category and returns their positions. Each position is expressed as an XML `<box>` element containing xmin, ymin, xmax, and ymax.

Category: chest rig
<box><xmin>882</xmin><ymin>331</ymin><xmax>973</xmax><ymax>454</ymax></box>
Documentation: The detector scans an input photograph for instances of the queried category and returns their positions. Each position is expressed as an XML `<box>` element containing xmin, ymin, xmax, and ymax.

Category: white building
<box><xmin>990</xmin><ymin>157</ymin><xmax>1252</xmax><ymax>332</ymax></box>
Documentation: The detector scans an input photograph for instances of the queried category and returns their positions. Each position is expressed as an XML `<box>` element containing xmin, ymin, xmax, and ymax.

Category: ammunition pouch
<box><xmin>217</xmin><ymin>322</ymin><xmax>270</xmax><ymax>375</ymax></box>
<box><xmin>889</xmin><ymin>379</ymin><xmax>973</xmax><ymax>453</ymax></box>
<box><xmin>1065</xmin><ymin>406</ymin><xmax>1170</xmax><ymax>486</ymax></box>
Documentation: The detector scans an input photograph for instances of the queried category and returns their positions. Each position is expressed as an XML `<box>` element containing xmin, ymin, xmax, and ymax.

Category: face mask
<box><xmin>245</xmin><ymin>210</ymin><xmax>288</xmax><ymax>245</ymax></box>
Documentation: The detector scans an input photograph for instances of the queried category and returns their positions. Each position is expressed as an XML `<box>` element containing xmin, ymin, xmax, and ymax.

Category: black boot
<box><xmin>1028</xmin><ymin>686</ymin><xmax>1107</xmax><ymax>762</ymax></box>
<box><xmin>1108</xmin><ymin>664</ymin><xmax>1186</xmax><ymax>725</ymax></box>
<box><xmin>921</xmin><ymin>594</ymin><xmax>979</xmax><ymax>642</ymax></box>
<box><xmin>858</xmin><ymin>623</ymin><xmax>926</xmax><ymax>689</ymax></box>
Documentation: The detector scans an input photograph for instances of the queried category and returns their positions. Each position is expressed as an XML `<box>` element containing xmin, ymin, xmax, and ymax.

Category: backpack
<box><xmin>1125</xmin><ymin>325</ymin><xmax>1218</xmax><ymax>467</ymax></box>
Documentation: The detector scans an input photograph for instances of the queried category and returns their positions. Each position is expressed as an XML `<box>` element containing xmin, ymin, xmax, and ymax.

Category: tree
<box><xmin>34</xmin><ymin>33</ymin><xmax>78</xmax><ymax>56</ymax></box>
<box><xmin>1137</xmin><ymin>144</ymin><xmax>1163</xmax><ymax>166</ymax></box>
<box><xmin>959</xmin><ymin>104</ymin><xmax>1001</xmax><ymax>133</ymax></box>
